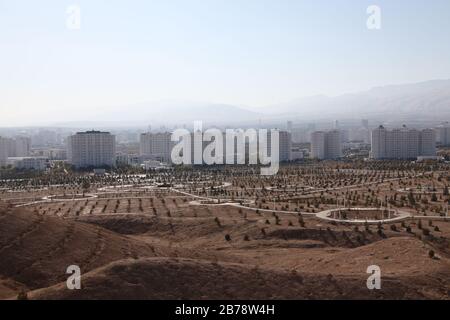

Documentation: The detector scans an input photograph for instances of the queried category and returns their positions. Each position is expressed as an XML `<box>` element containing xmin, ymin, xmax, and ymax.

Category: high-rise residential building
<box><xmin>7</xmin><ymin>138</ymin><xmax>14</xmax><ymax>157</ymax></box>
<box><xmin>371</xmin><ymin>126</ymin><xmax>387</xmax><ymax>159</ymax></box>
<box><xmin>8</xmin><ymin>136</ymin><xmax>31</xmax><ymax>157</ymax></box>
<box><xmin>140</xmin><ymin>132</ymin><xmax>174</xmax><ymax>163</ymax></box>
<box><xmin>326</xmin><ymin>130</ymin><xmax>342</xmax><ymax>159</ymax></box>
<box><xmin>140</xmin><ymin>130</ymin><xmax>291</xmax><ymax>165</ymax></box>
<box><xmin>310</xmin><ymin>130</ymin><xmax>342</xmax><ymax>160</ymax></box>
<box><xmin>0</xmin><ymin>137</ymin><xmax>8</xmax><ymax>166</ymax></box>
<box><xmin>436</xmin><ymin>123</ymin><xmax>450</xmax><ymax>146</ymax></box>
<box><xmin>221</xmin><ymin>129</ymin><xmax>290</xmax><ymax>164</ymax></box>
<box><xmin>371</xmin><ymin>126</ymin><xmax>436</xmax><ymax>159</ymax></box>
<box><xmin>420</xmin><ymin>129</ymin><xmax>437</xmax><ymax>156</ymax></box>
<box><xmin>311</xmin><ymin>131</ymin><xmax>326</xmax><ymax>159</ymax></box>
<box><xmin>215</xmin><ymin>129</ymin><xmax>291</xmax><ymax>164</ymax></box>
<box><xmin>291</xmin><ymin>128</ymin><xmax>311</xmax><ymax>143</ymax></box>
<box><xmin>278</xmin><ymin>131</ymin><xmax>292</xmax><ymax>162</ymax></box>
<box><xmin>67</xmin><ymin>131</ymin><xmax>116</xmax><ymax>168</ymax></box>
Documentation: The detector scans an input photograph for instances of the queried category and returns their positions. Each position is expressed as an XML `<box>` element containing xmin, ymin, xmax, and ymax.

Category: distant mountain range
<box><xmin>79</xmin><ymin>100</ymin><xmax>262</xmax><ymax>127</ymax></box>
<box><xmin>262</xmin><ymin>79</ymin><xmax>450</xmax><ymax>122</ymax></box>
<box><xmin>53</xmin><ymin>79</ymin><xmax>450</xmax><ymax>128</ymax></box>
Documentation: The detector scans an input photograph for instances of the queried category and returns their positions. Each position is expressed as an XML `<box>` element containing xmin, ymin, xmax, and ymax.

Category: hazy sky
<box><xmin>1</xmin><ymin>0</ymin><xmax>450</xmax><ymax>126</ymax></box>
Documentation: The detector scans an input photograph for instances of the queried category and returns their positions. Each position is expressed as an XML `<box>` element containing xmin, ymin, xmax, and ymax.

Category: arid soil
<box><xmin>1</xmin><ymin>196</ymin><xmax>450</xmax><ymax>300</ymax></box>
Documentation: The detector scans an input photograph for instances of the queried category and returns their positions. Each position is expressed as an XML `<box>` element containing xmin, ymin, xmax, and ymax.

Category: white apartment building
<box><xmin>186</xmin><ymin>130</ymin><xmax>291</xmax><ymax>164</ymax></box>
<box><xmin>371</xmin><ymin>126</ymin><xmax>387</xmax><ymax>159</ymax></box>
<box><xmin>140</xmin><ymin>132</ymin><xmax>174</xmax><ymax>163</ymax></box>
<box><xmin>420</xmin><ymin>129</ymin><xmax>437</xmax><ymax>156</ymax></box>
<box><xmin>311</xmin><ymin>131</ymin><xmax>326</xmax><ymax>159</ymax></box>
<box><xmin>0</xmin><ymin>136</ymin><xmax>31</xmax><ymax>163</ymax></box>
<box><xmin>67</xmin><ymin>131</ymin><xmax>116</xmax><ymax>168</ymax></box>
<box><xmin>371</xmin><ymin>126</ymin><xmax>436</xmax><ymax>159</ymax></box>
<box><xmin>240</xmin><ymin>130</ymin><xmax>291</xmax><ymax>163</ymax></box>
<box><xmin>278</xmin><ymin>131</ymin><xmax>292</xmax><ymax>162</ymax></box>
<box><xmin>326</xmin><ymin>130</ymin><xmax>342</xmax><ymax>159</ymax></box>
<box><xmin>310</xmin><ymin>130</ymin><xmax>342</xmax><ymax>160</ymax></box>
<box><xmin>8</xmin><ymin>136</ymin><xmax>31</xmax><ymax>157</ymax></box>
<box><xmin>140</xmin><ymin>130</ymin><xmax>291</xmax><ymax>165</ymax></box>
<box><xmin>0</xmin><ymin>137</ymin><xmax>8</xmax><ymax>167</ymax></box>
<box><xmin>436</xmin><ymin>123</ymin><xmax>450</xmax><ymax>146</ymax></box>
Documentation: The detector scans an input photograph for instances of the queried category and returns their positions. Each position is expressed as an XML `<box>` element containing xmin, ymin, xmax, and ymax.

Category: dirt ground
<box><xmin>1</xmin><ymin>198</ymin><xmax>450</xmax><ymax>299</ymax></box>
<box><xmin>1</xmin><ymin>163</ymin><xmax>450</xmax><ymax>299</ymax></box>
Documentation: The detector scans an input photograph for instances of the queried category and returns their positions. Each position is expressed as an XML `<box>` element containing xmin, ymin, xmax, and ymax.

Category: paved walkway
<box><xmin>314</xmin><ymin>207</ymin><xmax>411</xmax><ymax>225</ymax></box>
<box><xmin>173</xmin><ymin>189</ymin><xmax>449</xmax><ymax>224</ymax></box>
<box><xmin>12</xmin><ymin>179</ymin><xmax>448</xmax><ymax>225</ymax></box>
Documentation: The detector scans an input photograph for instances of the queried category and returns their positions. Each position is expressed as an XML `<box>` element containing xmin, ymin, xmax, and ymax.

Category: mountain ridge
<box><xmin>47</xmin><ymin>79</ymin><xmax>450</xmax><ymax>127</ymax></box>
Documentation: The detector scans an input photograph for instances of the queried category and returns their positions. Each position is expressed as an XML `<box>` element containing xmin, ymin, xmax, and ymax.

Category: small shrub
<box><xmin>17</xmin><ymin>291</ymin><xmax>28</xmax><ymax>300</ymax></box>
<box><xmin>428</xmin><ymin>250</ymin><xmax>435</xmax><ymax>259</ymax></box>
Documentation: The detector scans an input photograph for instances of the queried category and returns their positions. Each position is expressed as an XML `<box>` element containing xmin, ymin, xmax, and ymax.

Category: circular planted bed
<box><xmin>315</xmin><ymin>207</ymin><xmax>410</xmax><ymax>224</ymax></box>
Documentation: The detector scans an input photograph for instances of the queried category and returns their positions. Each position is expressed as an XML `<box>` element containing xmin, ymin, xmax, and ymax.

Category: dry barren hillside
<box><xmin>0</xmin><ymin>204</ymin><xmax>157</xmax><ymax>298</ymax></box>
<box><xmin>26</xmin><ymin>256</ymin><xmax>448</xmax><ymax>300</ymax></box>
<box><xmin>2</xmin><ymin>199</ymin><xmax>450</xmax><ymax>300</ymax></box>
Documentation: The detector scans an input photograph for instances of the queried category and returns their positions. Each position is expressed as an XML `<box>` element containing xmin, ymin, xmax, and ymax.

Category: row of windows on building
<box><xmin>63</xmin><ymin>125</ymin><xmax>443</xmax><ymax>169</ymax></box>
